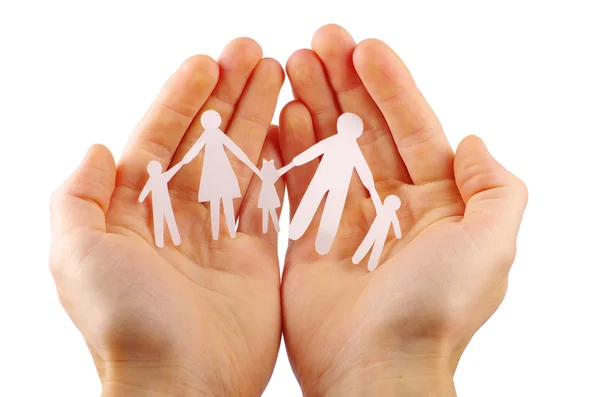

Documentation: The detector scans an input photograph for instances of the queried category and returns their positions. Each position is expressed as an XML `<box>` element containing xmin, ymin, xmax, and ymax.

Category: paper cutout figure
<box><xmin>352</xmin><ymin>195</ymin><xmax>402</xmax><ymax>271</ymax></box>
<box><xmin>138</xmin><ymin>110</ymin><xmax>403</xmax><ymax>260</ymax></box>
<box><xmin>182</xmin><ymin>110</ymin><xmax>261</xmax><ymax>240</ymax></box>
<box><xmin>138</xmin><ymin>159</ymin><xmax>188</xmax><ymax>248</ymax></box>
<box><xmin>258</xmin><ymin>160</ymin><xmax>294</xmax><ymax>234</ymax></box>
<box><xmin>289</xmin><ymin>113</ymin><xmax>383</xmax><ymax>255</ymax></box>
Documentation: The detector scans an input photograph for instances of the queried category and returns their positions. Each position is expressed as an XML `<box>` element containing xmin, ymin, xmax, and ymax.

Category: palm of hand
<box><xmin>279</xmin><ymin>25</ymin><xmax>527</xmax><ymax>393</ymax></box>
<box><xmin>78</xmin><ymin>210</ymin><xmax>280</xmax><ymax>392</ymax></box>
<box><xmin>51</xmin><ymin>39</ymin><xmax>285</xmax><ymax>395</ymax></box>
<box><xmin>283</xmin><ymin>176</ymin><xmax>491</xmax><ymax>383</ymax></box>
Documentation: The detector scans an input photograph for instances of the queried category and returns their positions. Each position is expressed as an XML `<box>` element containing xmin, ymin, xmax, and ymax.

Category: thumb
<box><xmin>455</xmin><ymin>136</ymin><xmax>528</xmax><ymax>258</ymax></box>
<box><xmin>50</xmin><ymin>144</ymin><xmax>116</xmax><ymax>238</ymax></box>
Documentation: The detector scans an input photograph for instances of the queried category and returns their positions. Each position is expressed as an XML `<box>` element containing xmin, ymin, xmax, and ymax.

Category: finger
<box><xmin>51</xmin><ymin>144</ymin><xmax>116</xmax><ymax>237</ymax></box>
<box><xmin>171</xmin><ymin>38</ymin><xmax>263</xmax><ymax>167</ymax></box>
<box><xmin>169</xmin><ymin>40</ymin><xmax>270</xmax><ymax>201</ymax></box>
<box><xmin>310</xmin><ymin>24</ymin><xmax>411</xmax><ymax>184</ymax></box>
<box><xmin>285</xmin><ymin>49</ymin><xmax>367</xmax><ymax>203</ymax></box>
<box><xmin>455</xmin><ymin>136</ymin><xmax>528</xmax><ymax>264</ymax></box>
<box><xmin>279</xmin><ymin>101</ymin><xmax>318</xmax><ymax>216</ymax></box>
<box><xmin>353</xmin><ymin>38</ymin><xmax>454</xmax><ymax>185</ymax></box>
<box><xmin>225</xmin><ymin>58</ymin><xmax>285</xmax><ymax>215</ymax></box>
<box><xmin>203</xmin><ymin>38</ymin><xmax>264</xmax><ymax>130</ymax></box>
<box><xmin>238</xmin><ymin>126</ymin><xmax>285</xmax><ymax>248</ymax></box>
<box><xmin>280</xmin><ymin>102</ymin><xmax>364</xmax><ymax>261</ymax></box>
<box><xmin>286</xmin><ymin>49</ymin><xmax>340</xmax><ymax>140</ymax></box>
<box><xmin>117</xmin><ymin>55</ymin><xmax>219</xmax><ymax>190</ymax></box>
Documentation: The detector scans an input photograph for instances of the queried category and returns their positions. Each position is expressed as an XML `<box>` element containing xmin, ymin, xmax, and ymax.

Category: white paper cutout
<box><xmin>289</xmin><ymin>113</ymin><xmax>384</xmax><ymax>255</ymax></box>
<box><xmin>138</xmin><ymin>110</ymin><xmax>403</xmax><ymax>270</ymax></box>
<box><xmin>352</xmin><ymin>195</ymin><xmax>402</xmax><ymax>271</ymax></box>
<box><xmin>139</xmin><ymin>160</ymin><xmax>188</xmax><ymax>248</ymax></box>
<box><xmin>258</xmin><ymin>160</ymin><xmax>294</xmax><ymax>234</ymax></box>
<box><xmin>181</xmin><ymin>110</ymin><xmax>261</xmax><ymax>240</ymax></box>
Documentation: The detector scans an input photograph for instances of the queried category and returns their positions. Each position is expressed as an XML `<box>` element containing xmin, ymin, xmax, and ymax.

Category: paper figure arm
<box><xmin>181</xmin><ymin>136</ymin><xmax>206</xmax><ymax>164</ymax></box>
<box><xmin>138</xmin><ymin>180</ymin><xmax>151</xmax><ymax>203</ymax></box>
<box><xmin>391</xmin><ymin>214</ymin><xmax>402</xmax><ymax>239</ymax></box>
<box><xmin>163</xmin><ymin>160</ymin><xmax>186</xmax><ymax>181</ymax></box>
<box><xmin>292</xmin><ymin>139</ymin><xmax>329</xmax><ymax>166</ymax></box>
<box><xmin>222</xmin><ymin>133</ymin><xmax>261</xmax><ymax>176</ymax></box>
<box><xmin>277</xmin><ymin>163</ymin><xmax>295</xmax><ymax>177</ymax></box>
<box><xmin>354</xmin><ymin>149</ymin><xmax>383</xmax><ymax>211</ymax></box>
<box><xmin>369</xmin><ymin>188</ymin><xmax>383</xmax><ymax>213</ymax></box>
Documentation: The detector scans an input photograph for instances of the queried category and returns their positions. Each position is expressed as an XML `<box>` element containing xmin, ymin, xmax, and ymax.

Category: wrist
<box><xmin>303</xmin><ymin>356</ymin><xmax>456</xmax><ymax>397</ymax></box>
<box><xmin>100</xmin><ymin>362</ymin><xmax>217</xmax><ymax>397</ymax></box>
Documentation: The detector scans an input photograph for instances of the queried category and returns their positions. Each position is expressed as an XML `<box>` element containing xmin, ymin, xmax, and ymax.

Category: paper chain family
<box><xmin>139</xmin><ymin>110</ymin><xmax>402</xmax><ymax>271</ymax></box>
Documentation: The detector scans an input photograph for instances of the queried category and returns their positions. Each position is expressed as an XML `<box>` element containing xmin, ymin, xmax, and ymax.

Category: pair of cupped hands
<box><xmin>49</xmin><ymin>25</ymin><xmax>528</xmax><ymax>397</ymax></box>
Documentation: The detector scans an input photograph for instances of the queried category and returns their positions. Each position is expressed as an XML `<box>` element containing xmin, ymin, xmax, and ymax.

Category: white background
<box><xmin>1</xmin><ymin>1</ymin><xmax>599</xmax><ymax>396</ymax></box>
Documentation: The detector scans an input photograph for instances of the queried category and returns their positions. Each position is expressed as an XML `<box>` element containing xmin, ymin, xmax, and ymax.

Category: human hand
<box><xmin>280</xmin><ymin>25</ymin><xmax>527</xmax><ymax>396</ymax></box>
<box><xmin>50</xmin><ymin>38</ymin><xmax>285</xmax><ymax>397</ymax></box>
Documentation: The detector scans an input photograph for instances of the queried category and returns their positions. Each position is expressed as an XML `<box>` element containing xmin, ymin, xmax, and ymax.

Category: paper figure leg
<box><xmin>262</xmin><ymin>208</ymin><xmax>269</xmax><ymax>234</ymax></box>
<box><xmin>153</xmin><ymin>208</ymin><xmax>165</xmax><ymax>248</ymax></box>
<box><xmin>352</xmin><ymin>227</ymin><xmax>377</xmax><ymax>265</ymax></box>
<box><xmin>164</xmin><ymin>205</ymin><xmax>181</xmax><ymax>246</ymax></box>
<box><xmin>289</xmin><ymin>182</ymin><xmax>328</xmax><ymax>241</ymax></box>
<box><xmin>367</xmin><ymin>236</ymin><xmax>386</xmax><ymax>272</ymax></box>
<box><xmin>222</xmin><ymin>198</ymin><xmax>236</xmax><ymax>239</ymax></box>
<box><xmin>269</xmin><ymin>208</ymin><xmax>280</xmax><ymax>234</ymax></box>
<box><xmin>315</xmin><ymin>188</ymin><xmax>346</xmax><ymax>255</ymax></box>
<box><xmin>210</xmin><ymin>199</ymin><xmax>221</xmax><ymax>240</ymax></box>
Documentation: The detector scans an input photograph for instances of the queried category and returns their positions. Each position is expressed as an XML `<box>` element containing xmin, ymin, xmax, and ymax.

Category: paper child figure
<box><xmin>258</xmin><ymin>160</ymin><xmax>294</xmax><ymax>234</ymax></box>
<box><xmin>352</xmin><ymin>195</ymin><xmax>402</xmax><ymax>271</ymax></box>
<box><xmin>182</xmin><ymin>110</ymin><xmax>261</xmax><ymax>240</ymax></box>
<box><xmin>289</xmin><ymin>112</ymin><xmax>383</xmax><ymax>255</ymax></box>
<box><xmin>138</xmin><ymin>159</ymin><xmax>188</xmax><ymax>248</ymax></box>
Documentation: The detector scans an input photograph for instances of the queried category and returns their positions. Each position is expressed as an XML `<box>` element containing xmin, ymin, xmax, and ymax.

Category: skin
<box><xmin>279</xmin><ymin>25</ymin><xmax>527</xmax><ymax>396</ymax></box>
<box><xmin>50</xmin><ymin>38</ymin><xmax>285</xmax><ymax>396</ymax></box>
<box><xmin>50</xmin><ymin>25</ymin><xmax>527</xmax><ymax>397</ymax></box>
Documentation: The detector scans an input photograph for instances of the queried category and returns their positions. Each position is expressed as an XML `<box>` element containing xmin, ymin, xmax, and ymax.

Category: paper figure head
<box><xmin>201</xmin><ymin>110</ymin><xmax>222</xmax><ymax>130</ymax></box>
<box><xmin>262</xmin><ymin>158</ymin><xmax>275</xmax><ymax>169</ymax></box>
<box><xmin>337</xmin><ymin>113</ymin><xmax>363</xmax><ymax>139</ymax></box>
<box><xmin>384</xmin><ymin>195</ymin><xmax>401</xmax><ymax>210</ymax></box>
<box><xmin>261</xmin><ymin>159</ymin><xmax>278</xmax><ymax>180</ymax></box>
<box><xmin>147</xmin><ymin>160</ymin><xmax>163</xmax><ymax>175</ymax></box>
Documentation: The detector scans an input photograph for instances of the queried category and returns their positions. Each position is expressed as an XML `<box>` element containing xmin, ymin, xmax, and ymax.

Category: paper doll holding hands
<box><xmin>288</xmin><ymin>113</ymin><xmax>383</xmax><ymax>255</ymax></box>
<box><xmin>182</xmin><ymin>110</ymin><xmax>261</xmax><ymax>240</ymax></box>
<box><xmin>352</xmin><ymin>195</ymin><xmax>402</xmax><ymax>271</ymax></box>
<box><xmin>258</xmin><ymin>160</ymin><xmax>294</xmax><ymax>233</ymax></box>
<box><xmin>138</xmin><ymin>158</ymin><xmax>191</xmax><ymax>248</ymax></box>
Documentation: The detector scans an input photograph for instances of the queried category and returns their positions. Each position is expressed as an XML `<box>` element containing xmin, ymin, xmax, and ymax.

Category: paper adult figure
<box><xmin>182</xmin><ymin>110</ymin><xmax>261</xmax><ymax>240</ymax></box>
<box><xmin>258</xmin><ymin>160</ymin><xmax>294</xmax><ymax>234</ymax></box>
<box><xmin>289</xmin><ymin>113</ymin><xmax>383</xmax><ymax>255</ymax></box>
<box><xmin>352</xmin><ymin>195</ymin><xmax>402</xmax><ymax>271</ymax></box>
<box><xmin>138</xmin><ymin>159</ymin><xmax>188</xmax><ymax>248</ymax></box>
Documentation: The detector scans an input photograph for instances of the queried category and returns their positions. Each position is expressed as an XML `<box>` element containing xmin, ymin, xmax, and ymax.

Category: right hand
<box><xmin>279</xmin><ymin>24</ymin><xmax>527</xmax><ymax>396</ymax></box>
<box><xmin>50</xmin><ymin>38</ymin><xmax>285</xmax><ymax>397</ymax></box>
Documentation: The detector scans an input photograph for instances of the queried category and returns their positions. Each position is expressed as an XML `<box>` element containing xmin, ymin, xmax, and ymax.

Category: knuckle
<box><xmin>49</xmin><ymin>185</ymin><xmax>65</xmax><ymax>211</ymax></box>
<box><xmin>516</xmin><ymin>177</ymin><xmax>529</xmax><ymax>204</ymax></box>
<box><xmin>49</xmin><ymin>247</ymin><xmax>65</xmax><ymax>281</ymax></box>
<box><xmin>501</xmin><ymin>244</ymin><xmax>518</xmax><ymax>268</ymax></box>
<box><xmin>48</xmin><ymin>237</ymin><xmax>71</xmax><ymax>280</ymax></box>
<box><xmin>494</xmin><ymin>237</ymin><xmax>518</xmax><ymax>270</ymax></box>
